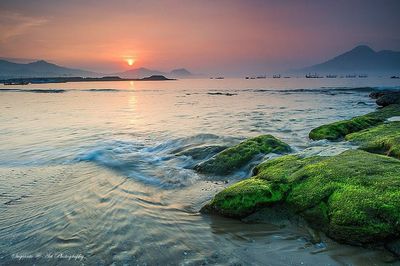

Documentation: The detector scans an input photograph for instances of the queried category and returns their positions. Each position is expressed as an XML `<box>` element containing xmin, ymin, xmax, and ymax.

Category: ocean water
<box><xmin>1</xmin><ymin>78</ymin><xmax>400</xmax><ymax>265</ymax></box>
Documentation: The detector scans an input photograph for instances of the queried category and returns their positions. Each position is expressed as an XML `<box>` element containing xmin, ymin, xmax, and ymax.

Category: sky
<box><xmin>0</xmin><ymin>0</ymin><xmax>399</xmax><ymax>75</ymax></box>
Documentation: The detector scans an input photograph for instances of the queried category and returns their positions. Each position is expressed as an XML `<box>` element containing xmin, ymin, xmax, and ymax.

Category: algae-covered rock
<box><xmin>346</xmin><ymin>121</ymin><xmax>400</xmax><ymax>159</ymax></box>
<box><xmin>202</xmin><ymin>150</ymin><xmax>400</xmax><ymax>245</ymax></box>
<box><xmin>201</xmin><ymin>178</ymin><xmax>287</xmax><ymax>217</ymax></box>
<box><xmin>194</xmin><ymin>135</ymin><xmax>291</xmax><ymax>175</ymax></box>
<box><xmin>309</xmin><ymin>104</ymin><xmax>400</xmax><ymax>141</ymax></box>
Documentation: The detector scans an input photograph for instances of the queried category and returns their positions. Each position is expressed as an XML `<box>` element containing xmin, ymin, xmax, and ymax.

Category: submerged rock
<box><xmin>346</xmin><ymin>121</ymin><xmax>400</xmax><ymax>159</ymax></box>
<box><xmin>201</xmin><ymin>150</ymin><xmax>400</xmax><ymax>246</ymax></box>
<box><xmin>194</xmin><ymin>135</ymin><xmax>291</xmax><ymax>175</ymax></box>
<box><xmin>175</xmin><ymin>145</ymin><xmax>228</xmax><ymax>160</ymax></box>
<box><xmin>309</xmin><ymin>104</ymin><xmax>400</xmax><ymax>141</ymax></box>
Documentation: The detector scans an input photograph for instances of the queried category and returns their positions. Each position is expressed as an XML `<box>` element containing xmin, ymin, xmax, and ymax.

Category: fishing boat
<box><xmin>305</xmin><ymin>73</ymin><xmax>321</xmax><ymax>78</ymax></box>
<box><xmin>326</xmin><ymin>74</ymin><xmax>337</xmax><ymax>78</ymax></box>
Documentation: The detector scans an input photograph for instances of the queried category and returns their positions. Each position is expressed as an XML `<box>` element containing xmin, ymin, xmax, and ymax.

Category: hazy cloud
<box><xmin>0</xmin><ymin>11</ymin><xmax>47</xmax><ymax>42</ymax></box>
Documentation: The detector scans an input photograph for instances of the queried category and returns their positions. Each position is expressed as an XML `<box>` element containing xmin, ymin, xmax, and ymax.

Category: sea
<box><xmin>1</xmin><ymin>77</ymin><xmax>400</xmax><ymax>265</ymax></box>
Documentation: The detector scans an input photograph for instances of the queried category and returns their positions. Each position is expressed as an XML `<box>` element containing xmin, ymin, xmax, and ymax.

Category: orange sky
<box><xmin>0</xmin><ymin>0</ymin><xmax>399</xmax><ymax>74</ymax></box>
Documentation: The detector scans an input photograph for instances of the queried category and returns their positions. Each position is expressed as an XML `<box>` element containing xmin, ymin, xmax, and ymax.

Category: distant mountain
<box><xmin>0</xmin><ymin>59</ymin><xmax>195</xmax><ymax>79</ymax></box>
<box><xmin>300</xmin><ymin>45</ymin><xmax>400</xmax><ymax>74</ymax></box>
<box><xmin>116</xmin><ymin>67</ymin><xmax>194</xmax><ymax>79</ymax></box>
<box><xmin>170</xmin><ymin>68</ymin><xmax>193</xmax><ymax>78</ymax></box>
<box><xmin>0</xmin><ymin>59</ymin><xmax>98</xmax><ymax>78</ymax></box>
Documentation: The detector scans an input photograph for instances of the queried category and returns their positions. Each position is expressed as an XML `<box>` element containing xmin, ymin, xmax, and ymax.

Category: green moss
<box><xmin>194</xmin><ymin>135</ymin><xmax>291</xmax><ymax>175</ymax></box>
<box><xmin>253</xmin><ymin>155</ymin><xmax>325</xmax><ymax>183</ymax></box>
<box><xmin>309</xmin><ymin>104</ymin><xmax>400</xmax><ymax>141</ymax></box>
<box><xmin>201</xmin><ymin>178</ymin><xmax>288</xmax><ymax>217</ymax></box>
<box><xmin>346</xmin><ymin>122</ymin><xmax>400</xmax><ymax>159</ymax></box>
<box><xmin>203</xmin><ymin>150</ymin><xmax>400</xmax><ymax>244</ymax></box>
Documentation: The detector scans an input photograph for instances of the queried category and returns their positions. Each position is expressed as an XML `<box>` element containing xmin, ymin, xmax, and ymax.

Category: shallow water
<box><xmin>1</xmin><ymin>78</ymin><xmax>400</xmax><ymax>265</ymax></box>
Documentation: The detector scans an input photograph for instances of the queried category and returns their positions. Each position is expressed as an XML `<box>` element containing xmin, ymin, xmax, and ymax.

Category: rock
<box><xmin>346</xmin><ymin>121</ymin><xmax>400</xmax><ymax>159</ymax></box>
<box><xmin>309</xmin><ymin>104</ymin><xmax>400</xmax><ymax>141</ymax></box>
<box><xmin>200</xmin><ymin>178</ymin><xmax>286</xmax><ymax>217</ymax></box>
<box><xmin>194</xmin><ymin>135</ymin><xmax>291</xmax><ymax>175</ymax></box>
<box><xmin>369</xmin><ymin>91</ymin><xmax>387</xmax><ymax>99</ymax></box>
<box><xmin>201</xmin><ymin>150</ymin><xmax>400</xmax><ymax>246</ymax></box>
<box><xmin>376</xmin><ymin>92</ymin><xmax>400</xmax><ymax>107</ymax></box>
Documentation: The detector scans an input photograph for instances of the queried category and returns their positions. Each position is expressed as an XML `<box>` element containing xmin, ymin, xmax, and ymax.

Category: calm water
<box><xmin>1</xmin><ymin>78</ymin><xmax>400</xmax><ymax>265</ymax></box>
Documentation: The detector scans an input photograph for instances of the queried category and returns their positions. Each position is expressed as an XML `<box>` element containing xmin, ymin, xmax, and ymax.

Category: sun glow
<box><xmin>126</xmin><ymin>58</ymin><xmax>135</xmax><ymax>66</ymax></box>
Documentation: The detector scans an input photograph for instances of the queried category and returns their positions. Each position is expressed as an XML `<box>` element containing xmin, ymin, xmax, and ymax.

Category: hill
<box><xmin>0</xmin><ymin>59</ymin><xmax>98</xmax><ymax>78</ymax></box>
<box><xmin>300</xmin><ymin>45</ymin><xmax>400</xmax><ymax>74</ymax></box>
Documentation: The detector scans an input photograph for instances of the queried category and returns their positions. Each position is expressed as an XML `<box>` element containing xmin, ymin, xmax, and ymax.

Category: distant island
<box><xmin>0</xmin><ymin>75</ymin><xmax>174</xmax><ymax>85</ymax></box>
<box><xmin>115</xmin><ymin>67</ymin><xmax>195</xmax><ymax>79</ymax></box>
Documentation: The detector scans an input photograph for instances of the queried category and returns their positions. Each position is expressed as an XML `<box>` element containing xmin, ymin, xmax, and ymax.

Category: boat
<box><xmin>390</xmin><ymin>76</ymin><xmax>400</xmax><ymax>79</ymax></box>
<box><xmin>272</xmin><ymin>74</ymin><xmax>281</xmax><ymax>78</ymax></box>
<box><xmin>215</xmin><ymin>77</ymin><xmax>224</xmax><ymax>80</ymax></box>
<box><xmin>305</xmin><ymin>73</ymin><xmax>321</xmax><ymax>78</ymax></box>
<box><xmin>256</xmin><ymin>76</ymin><xmax>266</xmax><ymax>79</ymax></box>
<box><xmin>358</xmin><ymin>74</ymin><xmax>368</xmax><ymax>78</ymax></box>
<box><xmin>326</xmin><ymin>74</ymin><xmax>337</xmax><ymax>78</ymax></box>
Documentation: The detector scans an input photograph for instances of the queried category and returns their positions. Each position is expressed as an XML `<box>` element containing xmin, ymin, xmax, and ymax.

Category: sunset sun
<box><xmin>126</xmin><ymin>58</ymin><xmax>135</xmax><ymax>66</ymax></box>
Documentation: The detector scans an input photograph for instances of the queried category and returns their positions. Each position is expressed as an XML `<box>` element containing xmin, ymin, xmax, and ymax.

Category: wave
<box><xmin>81</xmin><ymin>89</ymin><xmax>121</xmax><ymax>92</ymax></box>
<box><xmin>252</xmin><ymin>86</ymin><xmax>400</xmax><ymax>94</ymax></box>
<box><xmin>74</xmin><ymin>134</ymin><xmax>236</xmax><ymax>188</ymax></box>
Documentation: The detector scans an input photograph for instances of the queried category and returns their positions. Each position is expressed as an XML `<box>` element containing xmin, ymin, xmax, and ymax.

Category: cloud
<box><xmin>0</xmin><ymin>11</ymin><xmax>47</xmax><ymax>42</ymax></box>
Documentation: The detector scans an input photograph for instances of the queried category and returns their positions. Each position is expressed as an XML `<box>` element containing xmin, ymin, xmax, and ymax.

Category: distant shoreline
<box><xmin>0</xmin><ymin>75</ymin><xmax>174</xmax><ymax>85</ymax></box>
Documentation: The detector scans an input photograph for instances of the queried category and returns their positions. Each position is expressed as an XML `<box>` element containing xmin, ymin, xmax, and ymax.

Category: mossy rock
<box><xmin>346</xmin><ymin>122</ymin><xmax>400</xmax><ymax>159</ymax></box>
<box><xmin>309</xmin><ymin>104</ymin><xmax>400</xmax><ymax>141</ymax></box>
<box><xmin>194</xmin><ymin>135</ymin><xmax>291</xmax><ymax>175</ymax></box>
<box><xmin>202</xmin><ymin>150</ymin><xmax>400</xmax><ymax>245</ymax></box>
<box><xmin>201</xmin><ymin>178</ymin><xmax>288</xmax><ymax>217</ymax></box>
